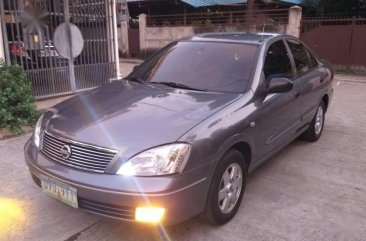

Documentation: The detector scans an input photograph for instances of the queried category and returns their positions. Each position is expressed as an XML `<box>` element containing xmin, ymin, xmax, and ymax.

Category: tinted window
<box><xmin>129</xmin><ymin>41</ymin><xmax>258</xmax><ymax>93</ymax></box>
<box><xmin>308</xmin><ymin>50</ymin><xmax>318</xmax><ymax>68</ymax></box>
<box><xmin>263</xmin><ymin>40</ymin><xmax>293</xmax><ymax>80</ymax></box>
<box><xmin>286</xmin><ymin>39</ymin><xmax>311</xmax><ymax>75</ymax></box>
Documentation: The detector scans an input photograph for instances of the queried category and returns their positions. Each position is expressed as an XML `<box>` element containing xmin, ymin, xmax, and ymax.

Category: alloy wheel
<box><xmin>315</xmin><ymin>105</ymin><xmax>324</xmax><ymax>135</ymax></box>
<box><xmin>218</xmin><ymin>163</ymin><xmax>243</xmax><ymax>214</ymax></box>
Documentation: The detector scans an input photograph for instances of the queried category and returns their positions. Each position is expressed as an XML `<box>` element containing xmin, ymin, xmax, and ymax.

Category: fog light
<box><xmin>135</xmin><ymin>207</ymin><xmax>165</xmax><ymax>223</ymax></box>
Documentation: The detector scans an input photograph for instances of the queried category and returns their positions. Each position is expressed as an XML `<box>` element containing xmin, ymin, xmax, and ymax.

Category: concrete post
<box><xmin>139</xmin><ymin>14</ymin><xmax>147</xmax><ymax>56</ymax></box>
<box><xmin>119</xmin><ymin>21</ymin><xmax>129</xmax><ymax>56</ymax></box>
<box><xmin>0</xmin><ymin>17</ymin><xmax>5</xmax><ymax>61</ymax></box>
<box><xmin>286</xmin><ymin>6</ymin><xmax>302</xmax><ymax>38</ymax></box>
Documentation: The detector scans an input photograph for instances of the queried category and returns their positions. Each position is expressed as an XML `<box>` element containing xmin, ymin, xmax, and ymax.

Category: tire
<box><xmin>203</xmin><ymin>149</ymin><xmax>247</xmax><ymax>225</ymax></box>
<box><xmin>301</xmin><ymin>101</ymin><xmax>326</xmax><ymax>142</ymax></box>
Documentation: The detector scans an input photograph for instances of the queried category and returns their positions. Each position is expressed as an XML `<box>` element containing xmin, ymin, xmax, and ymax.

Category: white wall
<box><xmin>139</xmin><ymin>14</ymin><xmax>195</xmax><ymax>53</ymax></box>
<box><xmin>144</xmin><ymin>26</ymin><xmax>195</xmax><ymax>50</ymax></box>
<box><xmin>0</xmin><ymin>18</ymin><xmax>5</xmax><ymax>61</ymax></box>
<box><xmin>137</xmin><ymin>7</ymin><xmax>301</xmax><ymax>55</ymax></box>
<box><xmin>286</xmin><ymin>6</ymin><xmax>302</xmax><ymax>38</ymax></box>
<box><xmin>118</xmin><ymin>21</ymin><xmax>129</xmax><ymax>55</ymax></box>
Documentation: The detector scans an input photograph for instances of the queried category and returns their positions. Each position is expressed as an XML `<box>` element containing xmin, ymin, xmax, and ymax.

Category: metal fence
<box><xmin>0</xmin><ymin>0</ymin><xmax>118</xmax><ymax>99</ymax></box>
<box><xmin>302</xmin><ymin>15</ymin><xmax>366</xmax><ymax>31</ymax></box>
<box><xmin>147</xmin><ymin>8</ymin><xmax>289</xmax><ymax>31</ymax></box>
<box><xmin>301</xmin><ymin>15</ymin><xmax>366</xmax><ymax>67</ymax></box>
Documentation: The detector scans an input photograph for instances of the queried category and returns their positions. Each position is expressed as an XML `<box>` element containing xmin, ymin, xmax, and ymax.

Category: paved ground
<box><xmin>1</xmin><ymin>77</ymin><xmax>366</xmax><ymax>241</ymax></box>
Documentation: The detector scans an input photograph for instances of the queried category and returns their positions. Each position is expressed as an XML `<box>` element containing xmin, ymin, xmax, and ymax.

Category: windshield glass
<box><xmin>128</xmin><ymin>41</ymin><xmax>258</xmax><ymax>93</ymax></box>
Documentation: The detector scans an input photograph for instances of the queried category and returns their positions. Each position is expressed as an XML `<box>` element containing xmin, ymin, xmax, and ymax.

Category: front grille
<box><xmin>31</xmin><ymin>175</ymin><xmax>134</xmax><ymax>220</ymax></box>
<box><xmin>41</xmin><ymin>131</ymin><xmax>118</xmax><ymax>173</ymax></box>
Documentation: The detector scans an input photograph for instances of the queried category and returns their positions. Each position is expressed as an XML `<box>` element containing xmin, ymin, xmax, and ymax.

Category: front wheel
<box><xmin>301</xmin><ymin>101</ymin><xmax>326</xmax><ymax>142</ymax></box>
<box><xmin>203</xmin><ymin>150</ymin><xmax>247</xmax><ymax>225</ymax></box>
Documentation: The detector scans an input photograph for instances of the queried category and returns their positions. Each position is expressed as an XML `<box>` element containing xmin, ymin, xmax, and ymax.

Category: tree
<box><xmin>303</xmin><ymin>0</ymin><xmax>366</xmax><ymax>15</ymax></box>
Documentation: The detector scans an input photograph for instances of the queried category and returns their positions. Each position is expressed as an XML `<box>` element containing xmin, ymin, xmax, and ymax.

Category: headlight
<box><xmin>33</xmin><ymin>114</ymin><xmax>44</xmax><ymax>148</ymax></box>
<box><xmin>117</xmin><ymin>143</ymin><xmax>191</xmax><ymax>176</ymax></box>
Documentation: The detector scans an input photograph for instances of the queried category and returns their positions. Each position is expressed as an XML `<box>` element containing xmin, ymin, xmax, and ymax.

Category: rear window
<box><xmin>286</xmin><ymin>39</ymin><xmax>311</xmax><ymax>75</ymax></box>
<box><xmin>308</xmin><ymin>50</ymin><xmax>319</xmax><ymax>68</ymax></box>
<box><xmin>130</xmin><ymin>41</ymin><xmax>258</xmax><ymax>93</ymax></box>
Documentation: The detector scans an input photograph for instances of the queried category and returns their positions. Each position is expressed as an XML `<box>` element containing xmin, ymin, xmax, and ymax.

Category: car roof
<box><xmin>183</xmin><ymin>32</ymin><xmax>282</xmax><ymax>45</ymax></box>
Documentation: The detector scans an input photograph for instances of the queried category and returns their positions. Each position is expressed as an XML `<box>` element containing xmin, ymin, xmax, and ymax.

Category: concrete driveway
<box><xmin>1</xmin><ymin>79</ymin><xmax>366</xmax><ymax>241</ymax></box>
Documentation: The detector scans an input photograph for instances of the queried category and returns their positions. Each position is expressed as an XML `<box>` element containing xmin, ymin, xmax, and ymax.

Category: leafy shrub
<box><xmin>0</xmin><ymin>61</ymin><xmax>39</xmax><ymax>134</ymax></box>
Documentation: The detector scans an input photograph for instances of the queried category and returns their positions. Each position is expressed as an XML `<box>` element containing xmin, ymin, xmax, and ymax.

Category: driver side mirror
<box><xmin>266</xmin><ymin>78</ymin><xmax>293</xmax><ymax>94</ymax></box>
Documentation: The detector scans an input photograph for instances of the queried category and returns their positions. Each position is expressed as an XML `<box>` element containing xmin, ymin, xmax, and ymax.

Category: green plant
<box><xmin>0</xmin><ymin>61</ymin><xmax>39</xmax><ymax>134</ymax></box>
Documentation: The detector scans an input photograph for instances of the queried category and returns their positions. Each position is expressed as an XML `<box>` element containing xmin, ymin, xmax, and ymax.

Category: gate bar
<box><xmin>63</xmin><ymin>0</ymin><xmax>77</xmax><ymax>92</ymax></box>
<box><xmin>0</xmin><ymin>0</ymin><xmax>11</xmax><ymax>64</ymax></box>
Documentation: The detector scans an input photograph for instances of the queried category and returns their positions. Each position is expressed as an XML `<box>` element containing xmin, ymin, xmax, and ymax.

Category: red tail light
<box><xmin>9</xmin><ymin>44</ymin><xmax>25</xmax><ymax>55</ymax></box>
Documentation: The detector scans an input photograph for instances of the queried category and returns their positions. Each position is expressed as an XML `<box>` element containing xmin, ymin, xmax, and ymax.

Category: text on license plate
<box><xmin>41</xmin><ymin>175</ymin><xmax>78</xmax><ymax>208</ymax></box>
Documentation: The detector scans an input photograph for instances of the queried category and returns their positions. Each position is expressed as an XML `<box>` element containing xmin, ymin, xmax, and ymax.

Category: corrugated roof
<box><xmin>180</xmin><ymin>0</ymin><xmax>246</xmax><ymax>7</ymax></box>
<box><xmin>275</xmin><ymin>0</ymin><xmax>302</xmax><ymax>4</ymax></box>
<box><xmin>127</xmin><ymin>0</ymin><xmax>302</xmax><ymax>7</ymax></box>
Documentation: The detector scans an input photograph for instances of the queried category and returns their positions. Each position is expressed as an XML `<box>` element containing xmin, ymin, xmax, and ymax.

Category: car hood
<box><xmin>44</xmin><ymin>80</ymin><xmax>242</xmax><ymax>159</ymax></box>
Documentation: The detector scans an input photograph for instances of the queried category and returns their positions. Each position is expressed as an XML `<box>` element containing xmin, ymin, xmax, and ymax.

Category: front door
<box><xmin>255</xmin><ymin>39</ymin><xmax>301</xmax><ymax>161</ymax></box>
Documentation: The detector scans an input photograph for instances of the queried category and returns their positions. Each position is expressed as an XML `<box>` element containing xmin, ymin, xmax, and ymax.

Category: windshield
<box><xmin>128</xmin><ymin>41</ymin><xmax>258</xmax><ymax>93</ymax></box>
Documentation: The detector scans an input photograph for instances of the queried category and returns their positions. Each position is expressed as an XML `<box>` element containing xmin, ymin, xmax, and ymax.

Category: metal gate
<box><xmin>0</xmin><ymin>0</ymin><xmax>118</xmax><ymax>98</ymax></box>
<box><xmin>128</xmin><ymin>26</ymin><xmax>139</xmax><ymax>56</ymax></box>
<box><xmin>301</xmin><ymin>16</ymin><xmax>366</xmax><ymax>67</ymax></box>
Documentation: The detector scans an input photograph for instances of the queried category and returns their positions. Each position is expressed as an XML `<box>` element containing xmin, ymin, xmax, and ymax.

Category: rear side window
<box><xmin>308</xmin><ymin>50</ymin><xmax>318</xmax><ymax>68</ymax></box>
<box><xmin>286</xmin><ymin>39</ymin><xmax>311</xmax><ymax>75</ymax></box>
<box><xmin>263</xmin><ymin>40</ymin><xmax>293</xmax><ymax>80</ymax></box>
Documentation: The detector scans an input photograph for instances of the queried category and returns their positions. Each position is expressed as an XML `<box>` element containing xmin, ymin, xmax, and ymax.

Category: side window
<box><xmin>308</xmin><ymin>50</ymin><xmax>319</xmax><ymax>68</ymax></box>
<box><xmin>263</xmin><ymin>40</ymin><xmax>293</xmax><ymax>81</ymax></box>
<box><xmin>286</xmin><ymin>39</ymin><xmax>311</xmax><ymax>75</ymax></box>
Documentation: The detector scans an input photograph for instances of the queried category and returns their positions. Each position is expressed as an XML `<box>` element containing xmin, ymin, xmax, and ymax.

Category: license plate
<box><xmin>41</xmin><ymin>175</ymin><xmax>78</xmax><ymax>208</ymax></box>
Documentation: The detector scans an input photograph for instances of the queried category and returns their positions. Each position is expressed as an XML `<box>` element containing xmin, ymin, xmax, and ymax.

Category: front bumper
<box><xmin>25</xmin><ymin>140</ymin><xmax>210</xmax><ymax>225</ymax></box>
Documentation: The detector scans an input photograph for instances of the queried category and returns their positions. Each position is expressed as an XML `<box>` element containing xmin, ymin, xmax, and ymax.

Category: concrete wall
<box><xmin>139</xmin><ymin>14</ymin><xmax>194</xmax><ymax>55</ymax></box>
<box><xmin>145</xmin><ymin>25</ymin><xmax>195</xmax><ymax>50</ymax></box>
<box><xmin>137</xmin><ymin>7</ymin><xmax>302</xmax><ymax>55</ymax></box>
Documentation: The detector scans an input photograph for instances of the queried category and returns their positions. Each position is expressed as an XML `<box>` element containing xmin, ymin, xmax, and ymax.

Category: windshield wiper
<box><xmin>150</xmin><ymin>82</ymin><xmax>206</xmax><ymax>92</ymax></box>
<box><xmin>125</xmin><ymin>77</ymin><xmax>145</xmax><ymax>84</ymax></box>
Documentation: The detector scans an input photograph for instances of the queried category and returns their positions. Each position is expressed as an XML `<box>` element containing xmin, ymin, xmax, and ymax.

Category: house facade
<box><xmin>0</xmin><ymin>0</ymin><xmax>302</xmax><ymax>98</ymax></box>
<box><xmin>119</xmin><ymin>0</ymin><xmax>302</xmax><ymax>56</ymax></box>
<box><xmin>126</xmin><ymin>0</ymin><xmax>302</xmax><ymax>18</ymax></box>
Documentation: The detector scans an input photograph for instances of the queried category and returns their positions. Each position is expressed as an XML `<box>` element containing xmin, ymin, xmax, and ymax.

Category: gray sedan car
<box><xmin>25</xmin><ymin>33</ymin><xmax>333</xmax><ymax>225</ymax></box>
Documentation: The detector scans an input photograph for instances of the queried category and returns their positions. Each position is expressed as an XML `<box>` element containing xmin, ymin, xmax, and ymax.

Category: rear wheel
<box><xmin>203</xmin><ymin>150</ymin><xmax>247</xmax><ymax>225</ymax></box>
<box><xmin>301</xmin><ymin>101</ymin><xmax>325</xmax><ymax>142</ymax></box>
